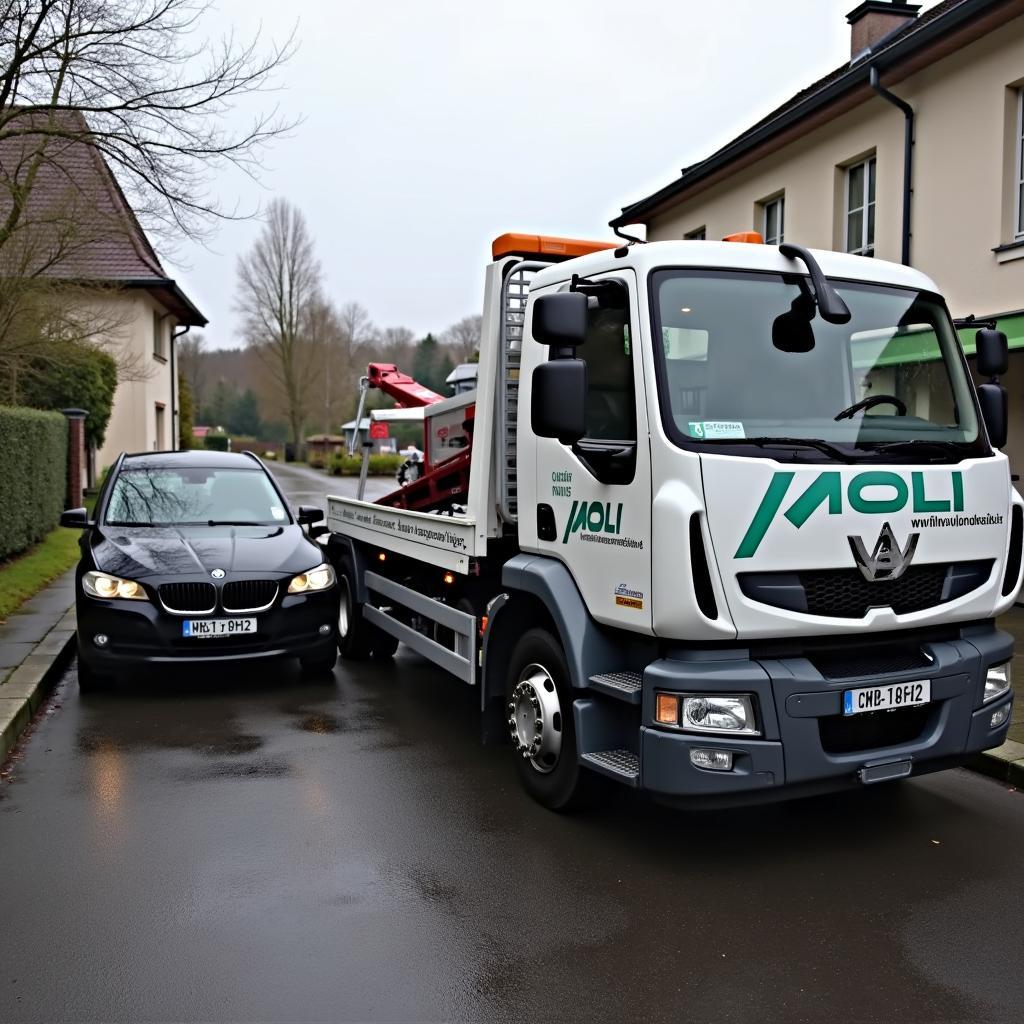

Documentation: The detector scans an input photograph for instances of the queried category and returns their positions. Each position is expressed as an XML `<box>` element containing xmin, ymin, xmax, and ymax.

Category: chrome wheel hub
<box><xmin>508</xmin><ymin>663</ymin><xmax>562</xmax><ymax>774</ymax></box>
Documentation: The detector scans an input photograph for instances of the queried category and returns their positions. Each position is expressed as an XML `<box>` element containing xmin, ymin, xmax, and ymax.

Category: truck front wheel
<box><xmin>505</xmin><ymin>627</ymin><xmax>593</xmax><ymax>811</ymax></box>
<box><xmin>336</xmin><ymin>559</ymin><xmax>399</xmax><ymax>661</ymax></box>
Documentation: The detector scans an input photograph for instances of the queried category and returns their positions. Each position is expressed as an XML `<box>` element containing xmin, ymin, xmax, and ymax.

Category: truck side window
<box><xmin>579</xmin><ymin>300</ymin><xmax>636</xmax><ymax>442</ymax></box>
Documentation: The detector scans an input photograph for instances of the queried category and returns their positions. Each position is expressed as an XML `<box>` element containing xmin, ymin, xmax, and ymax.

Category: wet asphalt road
<box><xmin>1</xmin><ymin>466</ymin><xmax>1023</xmax><ymax>1022</ymax></box>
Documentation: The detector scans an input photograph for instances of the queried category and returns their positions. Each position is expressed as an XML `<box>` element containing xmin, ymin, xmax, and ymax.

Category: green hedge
<box><xmin>0</xmin><ymin>406</ymin><xmax>67</xmax><ymax>560</ymax></box>
<box><xmin>203</xmin><ymin>432</ymin><xmax>229</xmax><ymax>452</ymax></box>
<box><xmin>327</xmin><ymin>453</ymin><xmax>404</xmax><ymax>476</ymax></box>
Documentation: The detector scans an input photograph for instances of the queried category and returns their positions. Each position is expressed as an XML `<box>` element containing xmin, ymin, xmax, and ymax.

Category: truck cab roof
<box><xmin>529</xmin><ymin>240</ymin><xmax>941</xmax><ymax>296</ymax></box>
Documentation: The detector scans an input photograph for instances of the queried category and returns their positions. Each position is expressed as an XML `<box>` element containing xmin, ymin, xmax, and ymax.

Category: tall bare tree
<box><xmin>443</xmin><ymin>314</ymin><xmax>482</xmax><ymax>363</ymax></box>
<box><xmin>236</xmin><ymin>198</ymin><xmax>320</xmax><ymax>451</ymax></box>
<box><xmin>0</xmin><ymin>1</ymin><xmax>296</xmax><ymax>251</ymax></box>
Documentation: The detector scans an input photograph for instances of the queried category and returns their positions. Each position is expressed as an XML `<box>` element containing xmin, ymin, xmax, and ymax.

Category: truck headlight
<box><xmin>984</xmin><ymin>662</ymin><xmax>1012</xmax><ymax>703</ymax></box>
<box><xmin>682</xmin><ymin>694</ymin><xmax>760</xmax><ymax>736</ymax></box>
<box><xmin>83</xmin><ymin>570</ymin><xmax>148</xmax><ymax>601</ymax></box>
<box><xmin>287</xmin><ymin>562</ymin><xmax>336</xmax><ymax>594</ymax></box>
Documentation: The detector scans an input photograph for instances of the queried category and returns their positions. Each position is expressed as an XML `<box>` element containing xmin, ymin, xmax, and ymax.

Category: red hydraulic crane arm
<box><xmin>366</xmin><ymin>363</ymin><xmax>444</xmax><ymax>408</ymax></box>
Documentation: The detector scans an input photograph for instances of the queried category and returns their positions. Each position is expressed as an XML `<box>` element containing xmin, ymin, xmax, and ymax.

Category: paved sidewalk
<box><xmin>0</xmin><ymin>569</ymin><xmax>77</xmax><ymax>762</ymax></box>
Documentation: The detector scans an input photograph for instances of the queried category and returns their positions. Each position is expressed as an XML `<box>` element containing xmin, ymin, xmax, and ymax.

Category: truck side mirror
<box><xmin>978</xmin><ymin>383</ymin><xmax>1008</xmax><ymax>448</ymax></box>
<box><xmin>976</xmin><ymin>328</ymin><xmax>1008</xmax><ymax>378</ymax></box>
<box><xmin>532</xmin><ymin>360</ymin><xmax>587</xmax><ymax>443</ymax></box>
<box><xmin>533</xmin><ymin>292</ymin><xmax>587</xmax><ymax>349</ymax></box>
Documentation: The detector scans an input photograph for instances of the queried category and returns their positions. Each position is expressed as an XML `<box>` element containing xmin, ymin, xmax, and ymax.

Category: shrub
<box><xmin>0</xmin><ymin>406</ymin><xmax>67</xmax><ymax>560</ymax></box>
<box><xmin>203</xmin><ymin>432</ymin><xmax>229</xmax><ymax>452</ymax></box>
<box><xmin>327</xmin><ymin>452</ymin><xmax>403</xmax><ymax>476</ymax></box>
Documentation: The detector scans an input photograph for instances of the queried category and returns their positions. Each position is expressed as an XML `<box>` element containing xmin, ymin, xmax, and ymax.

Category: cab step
<box><xmin>581</xmin><ymin>748</ymin><xmax>640</xmax><ymax>786</ymax></box>
<box><xmin>588</xmin><ymin>671</ymin><xmax>643</xmax><ymax>704</ymax></box>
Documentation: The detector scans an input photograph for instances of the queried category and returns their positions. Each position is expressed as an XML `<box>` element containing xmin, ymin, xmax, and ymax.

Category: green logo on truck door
<box><xmin>735</xmin><ymin>471</ymin><xmax>964</xmax><ymax>558</ymax></box>
<box><xmin>562</xmin><ymin>501</ymin><xmax>624</xmax><ymax>543</ymax></box>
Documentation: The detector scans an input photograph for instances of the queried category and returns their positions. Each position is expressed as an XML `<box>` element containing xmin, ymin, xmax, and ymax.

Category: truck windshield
<box><xmin>651</xmin><ymin>269</ymin><xmax>984</xmax><ymax>461</ymax></box>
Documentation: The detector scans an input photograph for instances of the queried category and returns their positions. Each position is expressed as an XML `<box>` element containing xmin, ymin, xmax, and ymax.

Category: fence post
<box><xmin>61</xmin><ymin>408</ymin><xmax>88</xmax><ymax>508</ymax></box>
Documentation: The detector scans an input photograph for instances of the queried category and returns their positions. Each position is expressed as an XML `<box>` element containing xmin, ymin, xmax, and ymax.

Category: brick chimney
<box><xmin>847</xmin><ymin>1</ymin><xmax>921</xmax><ymax>59</ymax></box>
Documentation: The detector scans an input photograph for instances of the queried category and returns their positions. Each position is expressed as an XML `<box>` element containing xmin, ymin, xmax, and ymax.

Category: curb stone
<box><xmin>0</xmin><ymin>609</ymin><xmax>76</xmax><ymax>764</ymax></box>
<box><xmin>968</xmin><ymin>739</ymin><xmax>1024</xmax><ymax>788</ymax></box>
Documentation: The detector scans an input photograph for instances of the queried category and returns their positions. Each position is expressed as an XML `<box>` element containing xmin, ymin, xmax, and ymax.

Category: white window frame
<box><xmin>762</xmin><ymin>195</ymin><xmax>785</xmax><ymax>245</ymax></box>
<box><xmin>1015</xmin><ymin>89</ymin><xmax>1024</xmax><ymax>239</ymax></box>
<box><xmin>844</xmin><ymin>156</ymin><xmax>876</xmax><ymax>257</ymax></box>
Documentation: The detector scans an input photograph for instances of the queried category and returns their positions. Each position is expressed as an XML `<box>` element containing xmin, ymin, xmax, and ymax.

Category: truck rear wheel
<box><xmin>505</xmin><ymin>627</ymin><xmax>593</xmax><ymax>811</ymax></box>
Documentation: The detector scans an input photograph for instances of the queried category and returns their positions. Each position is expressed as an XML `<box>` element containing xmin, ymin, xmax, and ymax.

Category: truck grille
<box><xmin>222</xmin><ymin>579</ymin><xmax>278</xmax><ymax>612</ymax></box>
<box><xmin>801</xmin><ymin>565</ymin><xmax>947</xmax><ymax>617</ymax></box>
<box><xmin>159</xmin><ymin>582</ymin><xmax>216</xmax><ymax>613</ymax></box>
<box><xmin>738</xmin><ymin>560</ymin><xmax>992</xmax><ymax>619</ymax></box>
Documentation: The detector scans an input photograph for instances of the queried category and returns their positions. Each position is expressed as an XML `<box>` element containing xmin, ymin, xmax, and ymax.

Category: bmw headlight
<box><xmin>984</xmin><ymin>662</ymin><xmax>1012</xmax><ymax>703</ymax></box>
<box><xmin>83</xmin><ymin>570</ymin><xmax>148</xmax><ymax>601</ymax></box>
<box><xmin>287</xmin><ymin>562</ymin><xmax>336</xmax><ymax>594</ymax></box>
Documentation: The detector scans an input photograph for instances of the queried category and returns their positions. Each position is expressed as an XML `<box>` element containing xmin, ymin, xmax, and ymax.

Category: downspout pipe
<box><xmin>171</xmin><ymin>324</ymin><xmax>190</xmax><ymax>451</ymax></box>
<box><xmin>869</xmin><ymin>66</ymin><xmax>914</xmax><ymax>266</ymax></box>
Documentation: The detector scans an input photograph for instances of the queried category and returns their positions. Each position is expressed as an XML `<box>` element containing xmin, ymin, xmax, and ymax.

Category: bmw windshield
<box><xmin>651</xmin><ymin>269</ymin><xmax>985</xmax><ymax>462</ymax></box>
<box><xmin>105</xmin><ymin>467</ymin><xmax>290</xmax><ymax>527</ymax></box>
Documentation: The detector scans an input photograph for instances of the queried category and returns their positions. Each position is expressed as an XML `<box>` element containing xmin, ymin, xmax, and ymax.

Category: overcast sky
<box><xmin>169</xmin><ymin>0</ymin><xmax>943</xmax><ymax>349</ymax></box>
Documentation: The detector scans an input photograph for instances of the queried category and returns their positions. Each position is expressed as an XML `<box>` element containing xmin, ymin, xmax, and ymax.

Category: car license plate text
<box><xmin>843</xmin><ymin>680</ymin><xmax>931</xmax><ymax>716</ymax></box>
<box><xmin>182</xmin><ymin>618</ymin><xmax>256</xmax><ymax>638</ymax></box>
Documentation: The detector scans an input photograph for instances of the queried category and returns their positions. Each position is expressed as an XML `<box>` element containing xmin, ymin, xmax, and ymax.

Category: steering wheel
<box><xmin>834</xmin><ymin>394</ymin><xmax>907</xmax><ymax>421</ymax></box>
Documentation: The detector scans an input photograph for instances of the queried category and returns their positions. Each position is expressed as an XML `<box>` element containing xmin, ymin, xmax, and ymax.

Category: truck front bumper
<box><xmin>616</xmin><ymin>623</ymin><xmax>1011</xmax><ymax>805</ymax></box>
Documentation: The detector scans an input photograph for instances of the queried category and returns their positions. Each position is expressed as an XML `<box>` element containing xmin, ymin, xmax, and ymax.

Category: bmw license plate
<box><xmin>182</xmin><ymin>618</ymin><xmax>256</xmax><ymax>638</ymax></box>
<box><xmin>843</xmin><ymin>680</ymin><xmax>931</xmax><ymax>716</ymax></box>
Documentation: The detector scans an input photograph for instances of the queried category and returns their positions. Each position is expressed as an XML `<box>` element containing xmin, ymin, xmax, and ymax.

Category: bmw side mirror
<box><xmin>978</xmin><ymin>383</ymin><xmax>1008</xmax><ymax>449</ymax></box>
<box><xmin>60</xmin><ymin>507</ymin><xmax>92</xmax><ymax>529</ymax></box>
<box><xmin>976</xmin><ymin>328</ymin><xmax>1009</xmax><ymax>379</ymax></box>
<box><xmin>531</xmin><ymin>360</ymin><xmax>587</xmax><ymax>444</ymax></box>
<box><xmin>298</xmin><ymin>505</ymin><xmax>325</xmax><ymax>526</ymax></box>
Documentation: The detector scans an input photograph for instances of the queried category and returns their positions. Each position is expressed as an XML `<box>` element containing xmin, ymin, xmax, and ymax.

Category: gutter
<box><xmin>870</xmin><ymin>67</ymin><xmax>913</xmax><ymax>266</ymax></box>
<box><xmin>171</xmin><ymin>325</ymin><xmax>190</xmax><ymax>452</ymax></box>
<box><xmin>610</xmin><ymin>0</ymin><xmax>1004</xmax><ymax>227</ymax></box>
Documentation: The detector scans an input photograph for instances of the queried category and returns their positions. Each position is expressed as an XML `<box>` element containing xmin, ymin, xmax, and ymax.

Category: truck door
<box><xmin>530</xmin><ymin>271</ymin><xmax>653</xmax><ymax>634</ymax></box>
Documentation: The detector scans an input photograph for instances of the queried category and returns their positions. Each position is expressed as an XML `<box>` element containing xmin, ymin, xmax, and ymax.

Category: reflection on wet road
<box><xmin>1</xmin><ymin>651</ymin><xmax>1024</xmax><ymax>1023</ymax></box>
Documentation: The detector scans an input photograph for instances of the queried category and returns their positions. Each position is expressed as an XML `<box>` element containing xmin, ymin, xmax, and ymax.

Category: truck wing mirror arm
<box><xmin>779</xmin><ymin>243</ymin><xmax>851</xmax><ymax>325</ymax></box>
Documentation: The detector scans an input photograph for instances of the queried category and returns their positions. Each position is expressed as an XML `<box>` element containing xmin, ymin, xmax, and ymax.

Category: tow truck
<box><xmin>325</xmin><ymin>231</ymin><xmax>1021</xmax><ymax>810</ymax></box>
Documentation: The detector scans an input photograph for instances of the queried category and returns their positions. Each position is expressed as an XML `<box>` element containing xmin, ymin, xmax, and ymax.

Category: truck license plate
<box><xmin>182</xmin><ymin>618</ymin><xmax>256</xmax><ymax>638</ymax></box>
<box><xmin>843</xmin><ymin>680</ymin><xmax>930</xmax><ymax>716</ymax></box>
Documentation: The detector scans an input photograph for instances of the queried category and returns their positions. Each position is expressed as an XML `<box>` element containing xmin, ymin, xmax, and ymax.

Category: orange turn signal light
<box><xmin>656</xmin><ymin>693</ymin><xmax>680</xmax><ymax>725</ymax></box>
<box><xmin>722</xmin><ymin>231</ymin><xmax>764</xmax><ymax>244</ymax></box>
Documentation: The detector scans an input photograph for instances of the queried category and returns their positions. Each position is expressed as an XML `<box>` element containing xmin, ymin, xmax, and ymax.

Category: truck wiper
<box><xmin>869</xmin><ymin>440</ymin><xmax>961</xmax><ymax>462</ymax></box>
<box><xmin>206</xmin><ymin>520</ymin><xmax>265</xmax><ymax>526</ymax></box>
<box><xmin>744</xmin><ymin>437</ymin><xmax>857</xmax><ymax>463</ymax></box>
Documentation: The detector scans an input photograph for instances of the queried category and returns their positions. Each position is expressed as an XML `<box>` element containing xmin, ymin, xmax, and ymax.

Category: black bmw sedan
<box><xmin>61</xmin><ymin>450</ymin><xmax>340</xmax><ymax>690</ymax></box>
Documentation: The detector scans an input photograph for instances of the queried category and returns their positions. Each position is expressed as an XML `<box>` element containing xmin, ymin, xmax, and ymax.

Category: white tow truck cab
<box><xmin>326</xmin><ymin>231</ymin><xmax>1021</xmax><ymax>810</ymax></box>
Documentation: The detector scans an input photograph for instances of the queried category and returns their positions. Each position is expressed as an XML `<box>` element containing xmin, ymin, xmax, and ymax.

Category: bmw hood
<box><xmin>91</xmin><ymin>524</ymin><xmax>322</xmax><ymax>581</ymax></box>
<box><xmin>699</xmin><ymin>454</ymin><xmax>1018</xmax><ymax>639</ymax></box>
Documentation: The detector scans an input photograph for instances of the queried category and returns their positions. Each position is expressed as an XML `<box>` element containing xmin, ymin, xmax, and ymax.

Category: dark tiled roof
<box><xmin>611</xmin><ymin>0</ymin><xmax>987</xmax><ymax>226</ymax></box>
<box><xmin>0</xmin><ymin>108</ymin><xmax>206</xmax><ymax>324</ymax></box>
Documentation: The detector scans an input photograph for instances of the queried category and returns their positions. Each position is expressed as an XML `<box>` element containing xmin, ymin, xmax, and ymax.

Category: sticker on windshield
<box><xmin>688</xmin><ymin>421</ymin><xmax>746</xmax><ymax>440</ymax></box>
<box><xmin>270</xmin><ymin>506</ymin><xmax>285</xmax><ymax>520</ymax></box>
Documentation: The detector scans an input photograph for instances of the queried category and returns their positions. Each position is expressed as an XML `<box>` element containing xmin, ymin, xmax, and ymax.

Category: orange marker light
<box><xmin>656</xmin><ymin>693</ymin><xmax>681</xmax><ymax>725</ymax></box>
<box><xmin>722</xmin><ymin>231</ymin><xmax>765</xmax><ymax>244</ymax></box>
<box><xmin>378</xmin><ymin>552</ymin><xmax>387</xmax><ymax>562</ymax></box>
<box><xmin>443</xmin><ymin>572</ymin><xmax>455</xmax><ymax>585</ymax></box>
<box><xmin>491</xmin><ymin>233</ymin><xmax>616</xmax><ymax>262</ymax></box>
<box><xmin>479</xmin><ymin>615</ymin><xmax>489</xmax><ymax>637</ymax></box>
